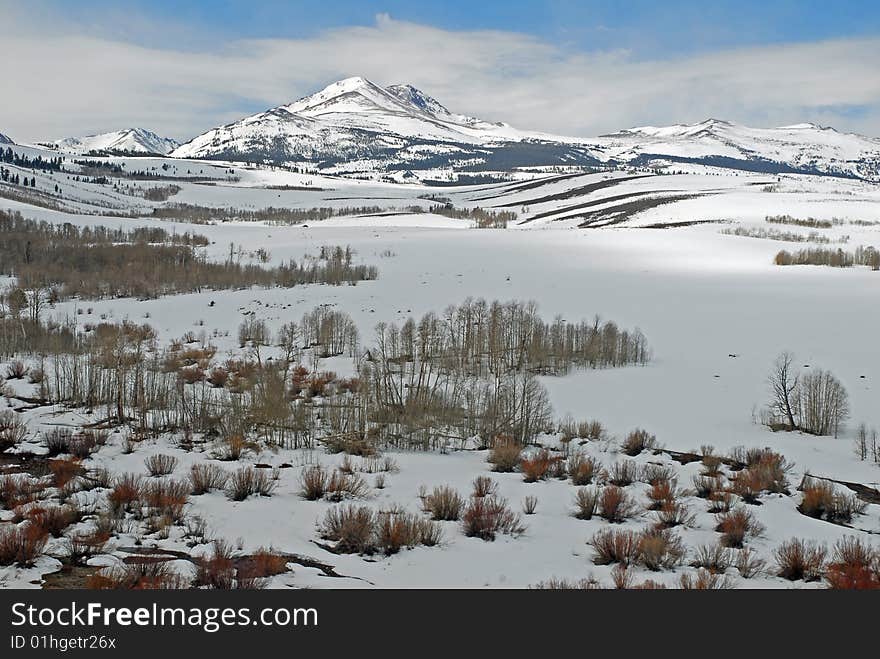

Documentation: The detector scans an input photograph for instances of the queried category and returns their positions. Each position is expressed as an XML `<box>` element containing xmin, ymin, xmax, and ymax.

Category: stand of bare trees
<box><xmin>774</xmin><ymin>246</ymin><xmax>879</xmax><ymax>269</ymax></box>
<box><xmin>0</xmin><ymin>210</ymin><xmax>377</xmax><ymax>300</ymax></box>
<box><xmin>1</xmin><ymin>298</ymin><xmax>649</xmax><ymax>456</ymax></box>
<box><xmin>767</xmin><ymin>353</ymin><xmax>849</xmax><ymax>437</ymax></box>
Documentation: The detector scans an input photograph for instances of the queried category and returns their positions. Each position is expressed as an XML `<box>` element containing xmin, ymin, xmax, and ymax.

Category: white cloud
<box><xmin>1</xmin><ymin>11</ymin><xmax>878</xmax><ymax>143</ymax></box>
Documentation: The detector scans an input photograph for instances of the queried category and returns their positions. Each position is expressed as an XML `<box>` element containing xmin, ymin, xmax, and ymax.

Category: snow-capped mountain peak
<box><xmin>170</xmin><ymin>77</ymin><xmax>880</xmax><ymax>181</ymax></box>
<box><xmin>385</xmin><ymin>84</ymin><xmax>453</xmax><ymax>117</ymax></box>
<box><xmin>0</xmin><ymin>132</ymin><xmax>13</xmax><ymax>145</ymax></box>
<box><xmin>39</xmin><ymin>128</ymin><xmax>179</xmax><ymax>155</ymax></box>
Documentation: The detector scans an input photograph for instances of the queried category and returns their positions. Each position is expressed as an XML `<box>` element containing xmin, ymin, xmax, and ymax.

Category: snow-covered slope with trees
<box><xmin>39</xmin><ymin>128</ymin><xmax>179</xmax><ymax>156</ymax></box>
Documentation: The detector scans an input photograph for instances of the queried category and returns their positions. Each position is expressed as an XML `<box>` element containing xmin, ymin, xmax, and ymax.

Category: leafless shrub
<box><xmin>637</xmin><ymin>527</ymin><xmax>685</xmax><ymax>571</ymax></box>
<box><xmin>0</xmin><ymin>410</ymin><xmax>27</xmax><ymax>450</ymax></box>
<box><xmin>825</xmin><ymin>536</ymin><xmax>880</xmax><ymax>589</ymax></box>
<box><xmin>144</xmin><ymin>454</ymin><xmax>178</xmax><ymax>477</ymax></box>
<box><xmin>195</xmin><ymin>540</ymin><xmax>236</xmax><ymax>589</ymax></box>
<box><xmin>318</xmin><ymin>504</ymin><xmax>371</xmax><ymax>552</ymax></box>
<box><xmin>591</xmin><ymin>528</ymin><xmax>640</xmax><ymax>565</ymax></box>
<box><xmin>108</xmin><ymin>473</ymin><xmax>142</xmax><ymax>516</ymax></box>
<box><xmin>44</xmin><ymin>428</ymin><xmax>74</xmax><ymax>457</ymax></box>
<box><xmin>690</xmin><ymin>543</ymin><xmax>733</xmax><ymax>573</ymax></box>
<box><xmin>798</xmin><ymin>476</ymin><xmax>866</xmax><ymax>524</ymax></box>
<box><xmin>142</xmin><ymin>479</ymin><xmax>189</xmax><ymax>522</ymax></box>
<box><xmin>325</xmin><ymin>470</ymin><xmax>369</xmax><ymax>502</ymax></box>
<box><xmin>774</xmin><ymin>538</ymin><xmax>827</xmax><ymax>581</ymax></box>
<box><xmin>531</xmin><ymin>576</ymin><xmax>602</xmax><ymax>590</ymax></box>
<box><xmin>519</xmin><ymin>448</ymin><xmax>560</xmax><ymax>482</ymax></box>
<box><xmin>226</xmin><ymin>467</ymin><xmax>276</xmax><ymax>501</ymax></box>
<box><xmin>735</xmin><ymin>548</ymin><xmax>766</xmax><ymax>579</ymax></box>
<box><xmin>679</xmin><ymin>569</ymin><xmax>735</xmax><ymax>590</ymax></box>
<box><xmin>646</xmin><ymin>478</ymin><xmax>677</xmax><ymax>510</ymax></box>
<box><xmin>573</xmin><ymin>487</ymin><xmax>600</xmax><ymax>520</ymax></box>
<box><xmin>715</xmin><ymin>507</ymin><xmax>765</xmax><ymax>548</ymax></box>
<box><xmin>299</xmin><ymin>465</ymin><xmax>328</xmax><ymax>501</ymax></box>
<box><xmin>23</xmin><ymin>504</ymin><xmax>78</xmax><ymax>538</ymax></box>
<box><xmin>609</xmin><ymin>460</ymin><xmax>639</xmax><ymax>486</ymax></box>
<box><xmin>580</xmin><ymin>420</ymin><xmax>605</xmax><ymax>441</ymax></box>
<box><xmin>5</xmin><ymin>360</ymin><xmax>28</xmax><ymax>379</ymax></box>
<box><xmin>568</xmin><ymin>453</ymin><xmax>600</xmax><ymax>485</ymax></box>
<box><xmin>692</xmin><ymin>474</ymin><xmax>723</xmax><ymax>499</ymax></box>
<box><xmin>597</xmin><ymin>485</ymin><xmax>640</xmax><ymax>523</ymax></box>
<box><xmin>471</xmin><ymin>476</ymin><xmax>497</xmax><ymax>498</ymax></box>
<box><xmin>488</xmin><ymin>438</ymin><xmax>522</xmax><ymax>473</ymax></box>
<box><xmin>189</xmin><ymin>463</ymin><xmax>229</xmax><ymax>495</ymax></box>
<box><xmin>375</xmin><ymin>510</ymin><xmax>439</xmax><ymax>555</ymax></box>
<box><xmin>654</xmin><ymin>500</ymin><xmax>695</xmax><ymax>529</ymax></box>
<box><xmin>423</xmin><ymin>486</ymin><xmax>464</xmax><ymax>521</ymax></box>
<box><xmin>700</xmin><ymin>454</ymin><xmax>723</xmax><ymax>478</ymax></box>
<box><xmin>707</xmin><ymin>490</ymin><xmax>735</xmax><ymax>513</ymax></box>
<box><xmin>522</xmin><ymin>495</ymin><xmax>538</xmax><ymax>515</ymax></box>
<box><xmin>461</xmin><ymin>495</ymin><xmax>525</xmax><ymax>541</ymax></box>
<box><xmin>621</xmin><ymin>428</ymin><xmax>657</xmax><ymax>456</ymax></box>
<box><xmin>641</xmin><ymin>464</ymin><xmax>676</xmax><ymax>485</ymax></box>
<box><xmin>65</xmin><ymin>529</ymin><xmax>111</xmax><ymax>565</ymax></box>
<box><xmin>0</xmin><ymin>523</ymin><xmax>48</xmax><ymax>567</ymax></box>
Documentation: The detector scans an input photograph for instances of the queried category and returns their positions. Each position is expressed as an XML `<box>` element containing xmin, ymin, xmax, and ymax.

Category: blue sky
<box><xmin>36</xmin><ymin>0</ymin><xmax>880</xmax><ymax>54</ymax></box>
<box><xmin>2</xmin><ymin>1</ymin><xmax>878</xmax><ymax>141</ymax></box>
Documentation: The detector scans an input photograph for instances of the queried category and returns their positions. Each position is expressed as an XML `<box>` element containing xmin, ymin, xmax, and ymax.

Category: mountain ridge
<box><xmin>39</xmin><ymin>128</ymin><xmax>179</xmax><ymax>156</ymax></box>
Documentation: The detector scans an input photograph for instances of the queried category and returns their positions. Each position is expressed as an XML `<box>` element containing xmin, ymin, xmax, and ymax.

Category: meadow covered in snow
<box><xmin>1</xmin><ymin>148</ymin><xmax>879</xmax><ymax>590</ymax></box>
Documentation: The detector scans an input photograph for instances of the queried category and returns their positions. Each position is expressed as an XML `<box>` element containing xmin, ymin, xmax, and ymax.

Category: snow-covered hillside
<box><xmin>171</xmin><ymin>77</ymin><xmax>880</xmax><ymax>181</ymax></box>
<box><xmin>0</xmin><ymin>132</ymin><xmax>13</xmax><ymax>145</ymax></box>
<box><xmin>38</xmin><ymin>127</ymin><xmax>179</xmax><ymax>155</ymax></box>
<box><xmin>171</xmin><ymin>76</ymin><xmax>580</xmax><ymax>173</ymax></box>
<box><xmin>595</xmin><ymin>119</ymin><xmax>880</xmax><ymax>181</ymax></box>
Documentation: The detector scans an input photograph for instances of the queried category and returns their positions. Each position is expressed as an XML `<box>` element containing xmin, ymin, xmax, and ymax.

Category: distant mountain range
<box><xmin>37</xmin><ymin>128</ymin><xmax>179</xmax><ymax>156</ymax></box>
<box><xmin>18</xmin><ymin>77</ymin><xmax>880</xmax><ymax>180</ymax></box>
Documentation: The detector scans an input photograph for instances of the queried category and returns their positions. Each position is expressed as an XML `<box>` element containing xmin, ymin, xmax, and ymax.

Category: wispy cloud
<box><xmin>2</xmin><ymin>10</ymin><xmax>878</xmax><ymax>142</ymax></box>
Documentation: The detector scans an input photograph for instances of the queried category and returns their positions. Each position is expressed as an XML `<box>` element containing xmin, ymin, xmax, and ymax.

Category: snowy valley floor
<box><xmin>1</xmin><ymin>170</ymin><xmax>880</xmax><ymax>589</ymax></box>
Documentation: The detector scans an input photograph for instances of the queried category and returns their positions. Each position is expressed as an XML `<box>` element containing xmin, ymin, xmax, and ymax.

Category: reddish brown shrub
<box><xmin>488</xmin><ymin>438</ymin><xmax>522</xmax><ymax>473</ymax></box>
<box><xmin>621</xmin><ymin>428</ymin><xmax>657</xmax><ymax>456</ymax></box>
<box><xmin>591</xmin><ymin>528</ymin><xmax>640</xmax><ymax>565</ymax></box>
<box><xmin>774</xmin><ymin>538</ymin><xmax>827</xmax><ymax>581</ymax></box>
<box><xmin>299</xmin><ymin>465</ymin><xmax>328</xmax><ymax>500</ymax></box>
<box><xmin>48</xmin><ymin>458</ymin><xmax>82</xmax><ymax>489</ymax></box>
<box><xmin>573</xmin><ymin>487</ymin><xmax>599</xmax><ymax>520</ymax></box>
<box><xmin>715</xmin><ymin>507</ymin><xmax>765</xmax><ymax>548</ymax></box>
<box><xmin>423</xmin><ymin>486</ymin><xmax>464</xmax><ymax>521</ymax></box>
<box><xmin>108</xmin><ymin>473</ymin><xmax>142</xmax><ymax>516</ymax></box>
<box><xmin>189</xmin><ymin>463</ymin><xmax>229</xmax><ymax>495</ymax></box>
<box><xmin>637</xmin><ymin>527</ymin><xmax>686</xmax><ymax>571</ymax></box>
<box><xmin>519</xmin><ymin>449</ymin><xmax>560</xmax><ymax>483</ymax></box>
<box><xmin>567</xmin><ymin>453</ymin><xmax>600</xmax><ymax>486</ymax></box>
<box><xmin>609</xmin><ymin>460</ymin><xmax>639</xmax><ymax>486</ymax></box>
<box><xmin>0</xmin><ymin>523</ymin><xmax>48</xmax><ymax>567</ymax></box>
<box><xmin>461</xmin><ymin>495</ymin><xmax>525</xmax><ymax>541</ymax></box>
<box><xmin>319</xmin><ymin>505</ymin><xmax>377</xmax><ymax>554</ymax></box>
<box><xmin>144</xmin><ymin>453</ymin><xmax>178</xmax><ymax>477</ymax></box>
<box><xmin>597</xmin><ymin>485</ymin><xmax>640</xmax><ymax>523</ymax></box>
<box><xmin>471</xmin><ymin>475</ymin><xmax>497</xmax><ymax>498</ymax></box>
<box><xmin>679</xmin><ymin>569</ymin><xmax>735</xmax><ymax>589</ymax></box>
<box><xmin>824</xmin><ymin>537</ymin><xmax>879</xmax><ymax>590</ymax></box>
